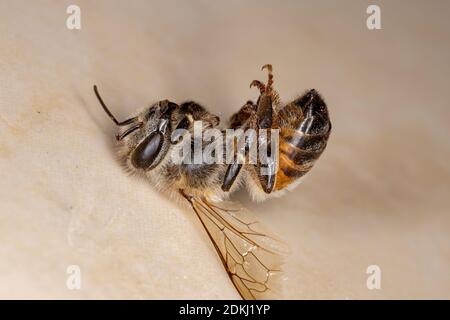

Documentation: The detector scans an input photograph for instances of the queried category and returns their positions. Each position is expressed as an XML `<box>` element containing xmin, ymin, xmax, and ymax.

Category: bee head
<box><xmin>93</xmin><ymin>85</ymin><xmax>179</xmax><ymax>172</ymax></box>
<box><xmin>128</xmin><ymin>100</ymin><xmax>178</xmax><ymax>171</ymax></box>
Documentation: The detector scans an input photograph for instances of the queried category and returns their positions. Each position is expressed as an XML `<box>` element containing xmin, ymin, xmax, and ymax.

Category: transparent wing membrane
<box><xmin>182</xmin><ymin>194</ymin><xmax>289</xmax><ymax>300</ymax></box>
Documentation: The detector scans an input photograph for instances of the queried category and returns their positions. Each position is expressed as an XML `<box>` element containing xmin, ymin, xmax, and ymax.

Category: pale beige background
<box><xmin>0</xmin><ymin>0</ymin><xmax>449</xmax><ymax>299</ymax></box>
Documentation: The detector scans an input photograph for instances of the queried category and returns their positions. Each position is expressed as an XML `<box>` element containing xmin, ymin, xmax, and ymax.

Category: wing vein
<box><xmin>180</xmin><ymin>190</ymin><xmax>287</xmax><ymax>300</ymax></box>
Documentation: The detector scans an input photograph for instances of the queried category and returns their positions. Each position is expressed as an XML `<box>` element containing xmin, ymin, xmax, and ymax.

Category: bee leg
<box><xmin>256</xmin><ymin>157</ymin><xmax>277</xmax><ymax>194</ymax></box>
<box><xmin>170</xmin><ymin>113</ymin><xmax>193</xmax><ymax>145</ymax></box>
<box><xmin>222</xmin><ymin>162</ymin><xmax>243</xmax><ymax>192</ymax></box>
<box><xmin>250</xmin><ymin>65</ymin><xmax>280</xmax><ymax>106</ymax></box>
<box><xmin>254</xmin><ymin>130</ymin><xmax>277</xmax><ymax>194</ymax></box>
<box><xmin>223</xmin><ymin>101</ymin><xmax>259</xmax><ymax>192</ymax></box>
<box><xmin>222</xmin><ymin>131</ymin><xmax>250</xmax><ymax>192</ymax></box>
<box><xmin>261</xmin><ymin>64</ymin><xmax>273</xmax><ymax>92</ymax></box>
<box><xmin>221</xmin><ymin>126</ymin><xmax>277</xmax><ymax>194</ymax></box>
<box><xmin>229</xmin><ymin>101</ymin><xmax>257</xmax><ymax>129</ymax></box>
<box><xmin>224</xmin><ymin>64</ymin><xmax>279</xmax><ymax>194</ymax></box>
<box><xmin>255</xmin><ymin>67</ymin><xmax>277</xmax><ymax>194</ymax></box>
<box><xmin>250</xmin><ymin>80</ymin><xmax>266</xmax><ymax>94</ymax></box>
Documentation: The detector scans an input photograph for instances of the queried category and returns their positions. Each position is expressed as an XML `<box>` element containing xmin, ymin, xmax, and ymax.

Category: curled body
<box><xmin>94</xmin><ymin>65</ymin><xmax>331</xmax><ymax>299</ymax></box>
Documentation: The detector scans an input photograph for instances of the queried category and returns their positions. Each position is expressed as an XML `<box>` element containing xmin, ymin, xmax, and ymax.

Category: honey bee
<box><xmin>93</xmin><ymin>65</ymin><xmax>331</xmax><ymax>299</ymax></box>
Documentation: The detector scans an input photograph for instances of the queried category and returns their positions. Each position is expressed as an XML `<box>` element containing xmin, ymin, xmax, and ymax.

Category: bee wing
<box><xmin>184</xmin><ymin>195</ymin><xmax>289</xmax><ymax>300</ymax></box>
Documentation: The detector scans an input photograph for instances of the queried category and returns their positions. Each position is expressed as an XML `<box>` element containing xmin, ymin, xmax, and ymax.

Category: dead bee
<box><xmin>93</xmin><ymin>65</ymin><xmax>331</xmax><ymax>300</ymax></box>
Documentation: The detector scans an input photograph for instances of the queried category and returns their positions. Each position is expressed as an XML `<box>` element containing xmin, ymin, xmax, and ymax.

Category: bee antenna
<box><xmin>93</xmin><ymin>85</ymin><xmax>121</xmax><ymax>125</ymax></box>
<box><xmin>93</xmin><ymin>85</ymin><xmax>137</xmax><ymax>126</ymax></box>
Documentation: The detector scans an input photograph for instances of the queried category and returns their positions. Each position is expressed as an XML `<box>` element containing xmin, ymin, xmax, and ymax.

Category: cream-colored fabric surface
<box><xmin>0</xmin><ymin>0</ymin><xmax>449</xmax><ymax>299</ymax></box>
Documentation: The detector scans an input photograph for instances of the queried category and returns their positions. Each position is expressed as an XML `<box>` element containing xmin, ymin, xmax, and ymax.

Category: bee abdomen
<box><xmin>274</xmin><ymin>89</ymin><xmax>331</xmax><ymax>191</ymax></box>
<box><xmin>275</xmin><ymin>128</ymin><xmax>330</xmax><ymax>190</ymax></box>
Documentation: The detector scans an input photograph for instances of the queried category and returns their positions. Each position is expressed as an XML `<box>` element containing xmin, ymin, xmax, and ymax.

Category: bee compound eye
<box><xmin>131</xmin><ymin>132</ymin><xmax>164</xmax><ymax>169</ymax></box>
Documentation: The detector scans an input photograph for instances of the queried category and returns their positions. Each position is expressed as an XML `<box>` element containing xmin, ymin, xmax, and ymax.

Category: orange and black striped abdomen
<box><xmin>275</xmin><ymin>90</ymin><xmax>331</xmax><ymax>191</ymax></box>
